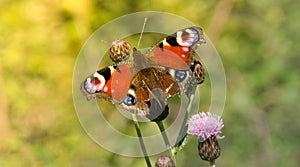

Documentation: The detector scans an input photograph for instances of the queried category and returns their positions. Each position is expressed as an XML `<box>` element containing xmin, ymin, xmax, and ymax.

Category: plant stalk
<box><xmin>132</xmin><ymin>114</ymin><xmax>152</xmax><ymax>167</ymax></box>
<box><xmin>210</xmin><ymin>160</ymin><xmax>216</xmax><ymax>167</ymax></box>
<box><xmin>156</xmin><ymin>120</ymin><xmax>176</xmax><ymax>164</ymax></box>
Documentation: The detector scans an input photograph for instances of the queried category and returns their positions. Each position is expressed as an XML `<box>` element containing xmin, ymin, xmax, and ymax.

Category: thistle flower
<box><xmin>155</xmin><ymin>156</ymin><xmax>176</xmax><ymax>167</ymax></box>
<box><xmin>187</xmin><ymin>112</ymin><xmax>224</xmax><ymax>162</ymax></box>
<box><xmin>109</xmin><ymin>39</ymin><xmax>131</xmax><ymax>63</ymax></box>
<box><xmin>187</xmin><ymin>112</ymin><xmax>224</xmax><ymax>142</ymax></box>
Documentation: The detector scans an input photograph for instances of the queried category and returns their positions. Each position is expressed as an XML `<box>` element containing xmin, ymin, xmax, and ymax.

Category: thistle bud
<box><xmin>190</xmin><ymin>60</ymin><xmax>205</xmax><ymax>84</ymax></box>
<box><xmin>109</xmin><ymin>40</ymin><xmax>131</xmax><ymax>63</ymax></box>
<box><xmin>198</xmin><ymin>135</ymin><xmax>221</xmax><ymax>161</ymax></box>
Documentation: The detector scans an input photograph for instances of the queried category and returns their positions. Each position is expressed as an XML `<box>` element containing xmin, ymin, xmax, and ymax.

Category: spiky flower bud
<box><xmin>109</xmin><ymin>40</ymin><xmax>131</xmax><ymax>63</ymax></box>
<box><xmin>190</xmin><ymin>60</ymin><xmax>205</xmax><ymax>84</ymax></box>
<box><xmin>198</xmin><ymin>135</ymin><xmax>221</xmax><ymax>161</ymax></box>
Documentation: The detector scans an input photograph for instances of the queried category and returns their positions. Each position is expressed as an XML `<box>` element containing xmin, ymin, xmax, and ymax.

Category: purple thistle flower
<box><xmin>187</xmin><ymin>112</ymin><xmax>224</xmax><ymax>142</ymax></box>
<box><xmin>187</xmin><ymin>112</ymin><xmax>224</xmax><ymax>162</ymax></box>
<box><xmin>155</xmin><ymin>156</ymin><xmax>176</xmax><ymax>167</ymax></box>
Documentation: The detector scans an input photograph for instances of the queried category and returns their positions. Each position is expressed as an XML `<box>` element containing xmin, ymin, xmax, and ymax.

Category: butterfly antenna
<box><xmin>137</xmin><ymin>17</ymin><xmax>148</xmax><ymax>49</ymax></box>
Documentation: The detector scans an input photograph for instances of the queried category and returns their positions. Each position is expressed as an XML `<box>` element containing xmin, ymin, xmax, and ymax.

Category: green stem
<box><xmin>174</xmin><ymin>87</ymin><xmax>196</xmax><ymax>153</ymax></box>
<box><xmin>156</xmin><ymin>120</ymin><xmax>176</xmax><ymax>164</ymax></box>
<box><xmin>210</xmin><ymin>160</ymin><xmax>216</xmax><ymax>167</ymax></box>
<box><xmin>132</xmin><ymin>114</ymin><xmax>152</xmax><ymax>167</ymax></box>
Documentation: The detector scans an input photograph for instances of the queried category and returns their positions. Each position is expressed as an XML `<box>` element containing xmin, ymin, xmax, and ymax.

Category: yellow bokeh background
<box><xmin>1</xmin><ymin>0</ymin><xmax>299</xmax><ymax>166</ymax></box>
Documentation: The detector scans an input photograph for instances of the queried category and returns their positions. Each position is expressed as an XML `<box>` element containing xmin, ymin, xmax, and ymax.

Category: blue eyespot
<box><xmin>175</xmin><ymin>70</ymin><xmax>187</xmax><ymax>82</ymax></box>
<box><xmin>123</xmin><ymin>94</ymin><xmax>136</xmax><ymax>106</ymax></box>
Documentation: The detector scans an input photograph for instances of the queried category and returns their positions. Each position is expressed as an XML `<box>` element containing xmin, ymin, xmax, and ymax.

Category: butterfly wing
<box><xmin>80</xmin><ymin>64</ymin><xmax>134</xmax><ymax>102</ymax></box>
<box><xmin>150</xmin><ymin>27</ymin><xmax>206</xmax><ymax>70</ymax></box>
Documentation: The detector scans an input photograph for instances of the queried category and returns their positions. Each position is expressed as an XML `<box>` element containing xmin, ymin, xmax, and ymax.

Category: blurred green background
<box><xmin>0</xmin><ymin>0</ymin><xmax>299</xmax><ymax>166</ymax></box>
